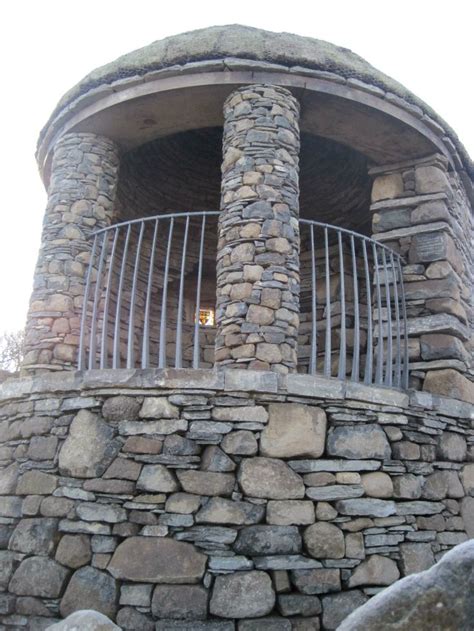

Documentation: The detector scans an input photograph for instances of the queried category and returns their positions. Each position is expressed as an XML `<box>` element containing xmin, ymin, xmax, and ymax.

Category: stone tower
<box><xmin>0</xmin><ymin>25</ymin><xmax>473</xmax><ymax>630</ymax></box>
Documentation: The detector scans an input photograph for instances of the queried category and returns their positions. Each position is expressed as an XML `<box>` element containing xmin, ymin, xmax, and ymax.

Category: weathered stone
<box><xmin>120</xmin><ymin>583</ymin><xmax>153</xmax><ymax>607</ymax></box>
<box><xmin>0</xmin><ymin>550</ymin><xmax>16</xmax><ymax>589</ymax></box>
<box><xmin>399</xmin><ymin>543</ymin><xmax>435</xmax><ymax>575</ymax></box>
<box><xmin>155</xmin><ymin>621</ymin><xmax>233</xmax><ymax>630</ymax></box>
<box><xmin>201</xmin><ymin>446</ymin><xmax>236</xmax><ymax>472</ymax></box>
<box><xmin>166</xmin><ymin>493</ymin><xmax>201</xmax><ymax>514</ymax></box>
<box><xmin>267</xmin><ymin>500</ymin><xmax>315</xmax><ymax>526</ymax></box>
<box><xmin>306</xmin><ymin>485</ymin><xmax>363</xmax><ymax>501</ymax></box>
<box><xmin>76</xmin><ymin>502</ymin><xmax>127</xmax><ymax>523</ymax></box>
<box><xmin>55</xmin><ymin>534</ymin><xmax>92</xmax><ymax>568</ymax></box>
<box><xmin>234</xmin><ymin>525</ymin><xmax>301</xmax><ymax>555</ymax></box>
<box><xmin>9</xmin><ymin>517</ymin><xmax>58</xmax><ymax>555</ymax></box>
<box><xmin>338</xmin><ymin>541</ymin><xmax>474</xmax><ymax>631</ymax></box>
<box><xmin>424</xmin><ymin>369</ymin><xmax>474</xmax><ymax>404</ymax></box>
<box><xmin>420</xmin><ymin>334</ymin><xmax>468</xmax><ymax>362</ymax></box>
<box><xmin>315</xmin><ymin>502</ymin><xmax>338</xmax><ymax>521</ymax></box>
<box><xmin>461</xmin><ymin>464</ymin><xmax>474</xmax><ymax>494</ymax></box>
<box><xmin>396</xmin><ymin>501</ymin><xmax>444</xmax><ymax>516</ymax></box>
<box><xmin>108</xmin><ymin>537</ymin><xmax>206</xmax><ymax>583</ymax></box>
<box><xmin>60</xmin><ymin>567</ymin><xmax>118</xmax><ymax>619</ymax></box>
<box><xmin>291</xmin><ymin>568</ymin><xmax>341</xmax><ymax>594</ymax></box>
<box><xmin>59</xmin><ymin>410</ymin><xmax>120</xmax><ymax>478</ymax></box>
<box><xmin>422</xmin><ymin>471</ymin><xmax>449</xmax><ymax>500</ymax></box>
<box><xmin>140</xmin><ymin>397</ymin><xmax>179</xmax><ymax>418</ymax></box>
<box><xmin>392</xmin><ymin>441</ymin><xmax>421</xmax><ymax>460</ymax></box>
<box><xmin>349</xmin><ymin>555</ymin><xmax>400</xmax><ymax>587</ymax></box>
<box><xmin>304</xmin><ymin>523</ymin><xmax>345</xmax><ymax>559</ymax></box>
<box><xmin>46</xmin><ymin>610</ymin><xmax>121</xmax><ymax>630</ymax></box>
<box><xmin>345</xmin><ymin>533</ymin><xmax>365</xmax><ymax>560</ymax></box>
<box><xmin>322</xmin><ymin>590</ymin><xmax>368</xmax><ymax>629</ymax></box>
<box><xmin>83</xmin><ymin>479</ymin><xmax>134</xmax><ymax>494</ymax></box>
<box><xmin>212</xmin><ymin>406</ymin><xmax>268</xmax><ymax>423</ymax></box>
<box><xmin>221</xmin><ymin>431</ymin><xmax>258</xmax><ymax>455</ymax></box>
<box><xmin>210</xmin><ymin>571</ymin><xmax>275</xmax><ymax>618</ymax></box>
<box><xmin>303</xmin><ymin>472</ymin><xmax>336</xmax><ymax>486</ymax></box>
<box><xmin>239</xmin><ymin>457</ymin><xmax>304</xmax><ymax>499</ymax></box>
<box><xmin>260</xmin><ymin>404</ymin><xmax>326</xmax><ymax>458</ymax></box>
<box><xmin>336</xmin><ymin>499</ymin><xmax>396</xmax><ymax>517</ymax></box>
<box><xmin>28</xmin><ymin>435</ymin><xmax>59</xmax><ymax>460</ymax></box>
<box><xmin>278</xmin><ymin>594</ymin><xmax>321</xmax><ymax>616</ymax></box>
<box><xmin>120</xmin><ymin>419</ymin><xmax>187</xmax><ymax>435</ymax></box>
<box><xmin>372</xmin><ymin>173</ymin><xmax>404</xmax><ymax>202</ymax></box>
<box><xmin>197</xmin><ymin>497</ymin><xmax>264</xmax><ymax>525</ymax></box>
<box><xmin>102</xmin><ymin>395</ymin><xmax>141</xmax><ymax>422</ymax></box>
<box><xmin>361</xmin><ymin>472</ymin><xmax>394</xmax><ymax>498</ymax></box>
<box><xmin>177</xmin><ymin>471</ymin><xmax>235</xmax><ymax>496</ymax></box>
<box><xmin>104</xmin><ymin>457</ymin><xmax>142</xmax><ymax>480</ymax></box>
<box><xmin>0</xmin><ymin>462</ymin><xmax>19</xmax><ymax>495</ymax></box>
<box><xmin>123</xmin><ymin>436</ymin><xmax>163</xmax><ymax>454</ymax></box>
<box><xmin>437</xmin><ymin>432</ymin><xmax>467</xmax><ymax>462</ymax></box>
<box><xmin>327</xmin><ymin>425</ymin><xmax>391</xmax><ymax>460</ymax></box>
<box><xmin>16</xmin><ymin>470</ymin><xmax>58</xmax><ymax>495</ymax></box>
<box><xmin>152</xmin><ymin>584</ymin><xmax>208</xmax><ymax>619</ymax></box>
<box><xmin>116</xmin><ymin>607</ymin><xmax>154</xmax><ymax>631</ymax></box>
<box><xmin>9</xmin><ymin>556</ymin><xmax>69</xmax><ymax>597</ymax></box>
<box><xmin>393</xmin><ymin>474</ymin><xmax>423</xmax><ymax>499</ymax></box>
<box><xmin>137</xmin><ymin>464</ymin><xmax>180</xmax><ymax>493</ymax></box>
<box><xmin>461</xmin><ymin>497</ymin><xmax>474</xmax><ymax>538</ymax></box>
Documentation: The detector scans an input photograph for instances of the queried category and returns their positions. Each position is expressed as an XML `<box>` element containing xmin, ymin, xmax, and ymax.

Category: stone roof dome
<box><xmin>38</xmin><ymin>24</ymin><xmax>473</xmax><ymax>186</ymax></box>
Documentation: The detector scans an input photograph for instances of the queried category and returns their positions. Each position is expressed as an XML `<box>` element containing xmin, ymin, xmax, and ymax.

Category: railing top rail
<box><xmin>92</xmin><ymin>210</ymin><xmax>220</xmax><ymax>236</ymax></box>
<box><xmin>299</xmin><ymin>218</ymin><xmax>405</xmax><ymax>261</ymax></box>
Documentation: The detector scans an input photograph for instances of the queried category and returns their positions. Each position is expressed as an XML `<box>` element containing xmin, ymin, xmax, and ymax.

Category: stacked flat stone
<box><xmin>23</xmin><ymin>134</ymin><xmax>120</xmax><ymax>374</ymax></box>
<box><xmin>370</xmin><ymin>153</ymin><xmax>473</xmax><ymax>402</ymax></box>
<box><xmin>0</xmin><ymin>368</ymin><xmax>472</xmax><ymax>629</ymax></box>
<box><xmin>215</xmin><ymin>85</ymin><xmax>301</xmax><ymax>374</ymax></box>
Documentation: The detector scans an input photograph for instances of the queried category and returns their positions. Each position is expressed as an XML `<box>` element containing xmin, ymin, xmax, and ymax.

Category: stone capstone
<box><xmin>108</xmin><ymin>537</ymin><xmax>206</xmax><ymax>583</ymax></box>
<box><xmin>260</xmin><ymin>404</ymin><xmax>326</xmax><ymax>458</ymax></box>
<box><xmin>238</xmin><ymin>457</ymin><xmax>305</xmax><ymax>499</ymax></box>
<box><xmin>60</xmin><ymin>567</ymin><xmax>118</xmax><ymax>619</ymax></box>
<box><xmin>58</xmin><ymin>410</ymin><xmax>120</xmax><ymax>478</ymax></box>
<box><xmin>209</xmin><ymin>571</ymin><xmax>275</xmax><ymax>618</ymax></box>
<box><xmin>338</xmin><ymin>541</ymin><xmax>474</xmax><ymax>631</ymax></box>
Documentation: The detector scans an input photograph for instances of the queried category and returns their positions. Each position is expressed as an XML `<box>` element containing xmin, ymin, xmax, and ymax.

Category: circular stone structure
<box><xmin>0</xmin><ymin>25</ymin><xmax>473</xmax><ymax>630</ymax></box>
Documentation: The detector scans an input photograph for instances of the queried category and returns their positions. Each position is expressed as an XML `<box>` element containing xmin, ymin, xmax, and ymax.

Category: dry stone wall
<box><xmin>370</xmin><ymin>153</ymin><xmax>474</xmax><ymax>403</ymax></box>
<box><xmin>216</xmin><ymin>85</ymin><xmax>301</xmax><ymax>374</ymax></box>
<box><xmin>0</xmin><ymin>368</ymin><xmax>472</xmax><ymax>630</ymax></box>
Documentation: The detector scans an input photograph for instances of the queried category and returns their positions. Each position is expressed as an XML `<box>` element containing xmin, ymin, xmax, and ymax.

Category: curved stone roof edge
<box><xmin>38</xmin><ymin>24</ymin><xmax>473</xmax><ymax>182</ymax></box>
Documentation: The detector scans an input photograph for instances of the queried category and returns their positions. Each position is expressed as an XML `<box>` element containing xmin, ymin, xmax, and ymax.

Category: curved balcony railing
<box><xmin>78</xmin><ymin>212</ymin><xmax>409</xmax><ymax>388</ymax></box>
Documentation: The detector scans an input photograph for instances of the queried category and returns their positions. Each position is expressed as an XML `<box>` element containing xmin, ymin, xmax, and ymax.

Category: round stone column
<box><xmin>23</xmin><ymin>133</ymin><xmax>120</xmax><ymax>373</ymax></box>
<box><xmin>215</xmin><ymin>85</ymin><xmax>300</xmax><ymax>373</ymax></box>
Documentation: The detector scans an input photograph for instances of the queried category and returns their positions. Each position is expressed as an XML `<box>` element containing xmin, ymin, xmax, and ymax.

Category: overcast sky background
<box><xmin>0</xmin><ymin>0</ymin><xmax>472</xmax><ymax>335</ymax></box>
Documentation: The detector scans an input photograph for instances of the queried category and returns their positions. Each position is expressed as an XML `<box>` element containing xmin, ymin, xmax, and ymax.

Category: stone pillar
<box><xmin>370</xmin><ymin>153</ymin><xmax>473</xmax><ymax>401</ymax></box>
<box><xmin>23</xmin><ymin>133</ymin><xmax>120</xmax><ymax>373</ymax></box>
<box><xmin>215</xmin><ymin>85</ymin><xmax>300</xmax><ymax>373</ymax></box>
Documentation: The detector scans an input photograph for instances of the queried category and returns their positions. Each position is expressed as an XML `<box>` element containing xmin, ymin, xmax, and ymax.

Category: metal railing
<box><xmin>299</xmin><ymin>219</ymin><xmax>409</xmax><ymax>389</ymax></box>
<box><xmin>78</xmin><ymin>212</ymin><xmax>409</xmax><ymax>389</ymax></box>
<box><xmin>78</xmin><ymin>211</ymin><xmax>219</xmax><ymax>371</ymax></box>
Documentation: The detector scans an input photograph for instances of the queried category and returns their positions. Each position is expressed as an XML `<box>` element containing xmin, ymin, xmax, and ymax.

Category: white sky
<box><xmin>0</xmin><ymin>0</ymin><xmax>473</xmax><ymax>334</ymax></box>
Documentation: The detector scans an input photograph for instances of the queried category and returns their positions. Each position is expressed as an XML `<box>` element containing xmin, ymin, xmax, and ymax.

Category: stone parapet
<box><xmin>0</xmin><ymin>368</ymin><xmax>472</xmax><ymax>628</ymax></box>
<box><xmin>215</xmin><ymin>85</ymin><xmax>301</xmax><ymax>374</ymax></box>
<box><xmin>22</xmin><ymin>133</ymin><xmax>120</xmax><ymax>375</ymax></box>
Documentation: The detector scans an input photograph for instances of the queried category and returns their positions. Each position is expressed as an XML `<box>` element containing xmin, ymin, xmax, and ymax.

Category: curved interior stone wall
<box><xmin>115</xmin><ymin>128</ymin><xmax>371</xmax><ymax>232</ymax></box>
<box><xmin>0</xmin><ymin>369</ymin><xmax>472</xmax><ymax>630</ymax></box>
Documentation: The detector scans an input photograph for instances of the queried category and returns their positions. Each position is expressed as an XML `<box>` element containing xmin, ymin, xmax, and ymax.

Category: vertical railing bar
<box><xmin>142</xmin><ymin>219</ymin><xmax>159</xmax><ymax>369</ymax></box>
<box><xmin>373</xmin><ymin>243</ymin><xmax>384</xmax><ymax>385</ymax></box>
<box><xmin>175</xmin><ymin>215</ymin><xmax>190</xmax><ymax>368</ymax></box>
<box><xmin>350</xmin><ymin>235</ymin><xmax>360</xmax><ymax>382</ymax></box>
<box><xmin>126</xmin><ymin>222</ymin><xmax>145</xmax><ymax>369</ymax></box>
<box><xmin>78</xmin><ymin>234</ymin><xmax>98</xmax><ymax>370</ymax></box>
<box><xmin>337</xmin><ymin>231</ymin><xmax>346</xmax><ymax>380</ymax></box>
<box><xmin>362</xmin><ymin>240</ymin><xmax>373</xmax><ymax>384</ymax></box>
<box><xmin>309</xmin><ymin>224</ymin><xmax>318</xmax><ymax>375</ymax></box>
<box><xmin>158</xmin><ymin>217</ymin><xmax>174</xmax><ymax>369</ymax></box>
<box><xmin>382</xmin><ymin>248</ymin><xmax>393</xmax><ymax>387</ymax></box>
<box><xmin>88</xmin><ymin>232</ymin><xmax>109</xmax><ymax>370</ymax></box>
<box><xmin>324</xmin><ymin>227</ymin><xmax>332</xmax><ymax>377</ymax></box>
<box><xmin>398</xmin><ymin>257</ymin><xmax>410</xmax><ymax>389</ymax></box>
<box><xmin>113</xmin><ymin>224</ymin><xmax>131</xmax><ymax>369</ymax></box>
<box><xmin>391</xmin><ymin>252</ymin><xmax>402</xmax><ymax>388</ymax></box>
<box><xmin>100</xmin><ymin>228</ymin><xmax>119</xmax><ymax>369</ymax></box>
<box><xmin>193</xmin><ymin>215</ymin><xmax>206</xmax><ymax>369</ymax></box>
